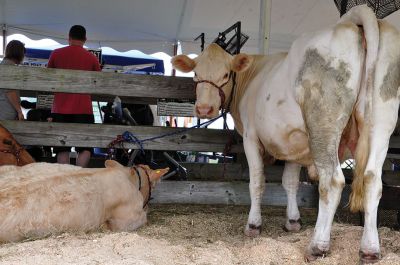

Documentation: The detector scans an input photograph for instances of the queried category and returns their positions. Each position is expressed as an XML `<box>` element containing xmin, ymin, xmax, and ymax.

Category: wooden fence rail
<box><xmin>0</xmin><ymin>64</ymin><xmax>398</xmax><ymax>155</ymax></box>
<box><xmin>152</xmin><ymin>181</ymin><xmax>400</xmax><ymax>210</ymax></box>
<box><xmin>0</xmin><ymin>65</ymin><xmax>195</xmax><ymax>103</ymax></box>
<box><xmin>2</xmin><ymin>120</ymin><xmax>398</xmax><ymax>154</ymax></box>
<box><xmin>182</xmin><ymin>163</ymin><xmax>400</xmax><ymax>184</ymax></box>
<box><xmin>0</xmin><ymin>120</ymin><xmax>243</xmax><ymax>153</ymax></box>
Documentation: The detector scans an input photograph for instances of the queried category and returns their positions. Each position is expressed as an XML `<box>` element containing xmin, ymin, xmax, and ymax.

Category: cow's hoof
<box><xmin>304</xmin><ymin>246</ymin><xmax>329</xmax><ymax>262</ymax></box>
<box><xmin>244</xmin><ymin>224</ymin><xmax>261</xmax><ymax>237</ymax></box>
<box><xmin>359</xmin><ymin>250</ymin><xmax>381</xmax><ymax>264</ymax></box>
<box><xmin>283</xmin><ymin>219</ymin><xmax>302</xmax><ymax>232</ymax></box>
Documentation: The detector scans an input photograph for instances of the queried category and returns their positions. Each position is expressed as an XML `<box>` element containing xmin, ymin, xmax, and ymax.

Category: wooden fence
<box><xmin>0</xmin><ymin>64</ymin><xmax>399</xmax><ymax>208</ymax></box>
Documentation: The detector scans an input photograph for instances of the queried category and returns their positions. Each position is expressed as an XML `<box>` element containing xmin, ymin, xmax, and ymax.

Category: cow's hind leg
<box><xmin>358</xmin><ymin>133</ymin><xmax>387</xmax><ymax>264</ymax></box>
<box><xmin>243</xmin><ymin>133</ymin><xmax>265</xmax><ymax>237</ymax></box>
<box><xmin>355</xmin><ymin>109</ymin><xmax>398</xmax><ymax>264</ymax></box>
<box><xmin>298</xmin><ymin>49</ymin><xmax>358</xmax><ymax>261</ymax></box>
<box><xmin>305</xmin><ymin>162</ymin><xmax>345</xmax><ymax>261</ymax></box>
<box><xmin>282</xmin><ymin>162</ymin><xmax>302</xmax><ymax>232</ymax></box>
<box><xmin>358</xmin><ymin>45</ymin><xmax>400</xmax><ymax>263</ymax></box>
<box><xmin>303</xmin><ymin>115</ymin><xmax>347</xmax><ymax>261</ymax></box>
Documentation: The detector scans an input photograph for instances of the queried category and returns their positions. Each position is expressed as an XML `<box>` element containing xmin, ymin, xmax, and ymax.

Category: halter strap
<box><xmin>0</xmin><ymin>145</ymin><xmax>23</xmax><ymax>166</ymax></box>
<box><xmin>132</xmin><ymin>165</ymin><xmax>152</xmax><ymax>209</ymax></box>
<box><xmin>194</xmin><ymin>71</ymin><xmax>235</xmax><ymax>111</ymax></box>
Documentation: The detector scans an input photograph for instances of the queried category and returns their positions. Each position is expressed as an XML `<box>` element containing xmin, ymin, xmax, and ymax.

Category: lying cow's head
<box><xmin>172</xmin><ymin>43</ymin><xmax>253</xmax><ymax>118</ymax></box>
<box><xmin>105</xmin><ymin>160</ymin><xmax>169</xmax><ymax>207</ymax></box>
<box><xmin>0</xmin><ymin>125</ymin><xmax>35</xmax><ymax>166</ymax></box>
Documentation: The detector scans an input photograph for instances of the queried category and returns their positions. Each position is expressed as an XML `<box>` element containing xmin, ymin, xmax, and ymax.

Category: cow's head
<box><xmin>172</xmin><ymin>43</ymin><xmax>253</xmax><ymax>118</ymax></box>
<box><xmin>105</xmin><ymin>160</ymin><xmax>169</xmax><ymax>208</ymax></box>
<box><xmin>105</xmin><ymin>160</ymin><xmax>168</xmax><ymax>186</ymax></box>
<box><xmin>0</xmin><ymin>125</ymin><xmax>35</xmax><ymax>166</ymax></box>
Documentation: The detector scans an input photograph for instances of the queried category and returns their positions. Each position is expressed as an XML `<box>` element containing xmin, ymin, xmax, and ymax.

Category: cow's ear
<box><xmin>231</xmin><ymin>53</ymin><xmax>253</xmax><ymax>73</ymax></box>
<box><xmin>148</xmin><ymin>167</ymin><xmax>169</xmax><ymax>182</ymax></box>
<box><xmin>171</xmin><ymin>55</ymin><xmax>196</xmax><ymax>73</ymax></box>
<box><xmin>105</xmin><ymin>160</ymin><xmax>124</xmax><ymax>169</ymax></box>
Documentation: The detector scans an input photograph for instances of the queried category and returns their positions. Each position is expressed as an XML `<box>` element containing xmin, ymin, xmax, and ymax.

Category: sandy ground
<box><xmin>0</xmin><ymin>205</ymin><xmax>399</xmax><ymax>265</ymax></box>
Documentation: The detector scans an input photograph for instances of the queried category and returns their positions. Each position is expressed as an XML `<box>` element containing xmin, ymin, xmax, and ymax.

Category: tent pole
<box><xmin>171</xmin><ymin>42</ymin><xmax>178</xmax><ymax>76</ymax></box>
<box><xmin>258</xmin><ymin>0</ymin><xmax>271</xmax><ymax>55</ymax></box>
<box><xmin>2</xmin><ymin>24</ymin><xmax>6</xmax><ymax>55</ymax></box>
<box><xmin>169</xmin><ymin>41</ymin><xmax>179</xmax><ymax>128</ymax></box>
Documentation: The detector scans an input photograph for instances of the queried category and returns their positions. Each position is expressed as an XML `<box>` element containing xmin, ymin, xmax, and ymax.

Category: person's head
<box><xmin>68</xmin><ymin>25</ymin><xmax>87</xmax><ymax>45</ymax></box>
<box><xmin>4</xmin><ymin>40</ymin><xmax>25</xmax><ymax>64</ymax></box>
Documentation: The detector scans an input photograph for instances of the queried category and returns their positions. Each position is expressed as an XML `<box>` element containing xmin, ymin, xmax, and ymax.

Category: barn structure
<box><xmin>0</xmin><ymin>0</ymin><xmax>400</xmax><ymax>264</ymax></box>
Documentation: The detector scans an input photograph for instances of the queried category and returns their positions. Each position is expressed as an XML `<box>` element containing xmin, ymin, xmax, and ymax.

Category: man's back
<box><xmin>48</xmin><ymin>45</ymin><xmax>100</xmax><ymax>71</ymax></box>
<box><xmin>48</xmin><ymin>45</ymin><xmax>101</xmax><ymax>114</ymax></box>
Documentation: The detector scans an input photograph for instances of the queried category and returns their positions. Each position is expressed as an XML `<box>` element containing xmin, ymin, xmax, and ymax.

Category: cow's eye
<box><xmin>3</xmin><ymin>139</ymin><xmax>12</xmax><ymax>145</ymax></box>
<box><xmin>223</xmin><ymin>73</ymin><xmax>229</xmax><ymax>79</ymax></box>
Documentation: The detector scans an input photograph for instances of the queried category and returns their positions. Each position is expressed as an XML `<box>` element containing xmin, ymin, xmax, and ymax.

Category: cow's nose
<box><xmin>196</xmin><ymin>104</ymin><xmax>214</xmax><ymax>117</ymax></box>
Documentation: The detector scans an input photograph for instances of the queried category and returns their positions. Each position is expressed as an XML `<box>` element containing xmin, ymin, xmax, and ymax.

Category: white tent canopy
<box><xmin>2</xmin><ymin>0</ymin><xmax>400</xmax><ymax>55</ymax></box>
<box><xmin>1</xmin><ymin>0</ymin><xmax>263</xmax><ymax>55</ymax></box>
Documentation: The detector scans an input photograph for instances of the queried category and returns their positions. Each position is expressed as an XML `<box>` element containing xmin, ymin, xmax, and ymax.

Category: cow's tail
<box><xmin>339</xmin><ymin>5</ymin><xmax>379</xmax><ymax>212</ymax></box>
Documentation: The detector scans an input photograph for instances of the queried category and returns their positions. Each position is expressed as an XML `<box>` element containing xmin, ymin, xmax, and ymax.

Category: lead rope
<box><xmin>221</xmin><ymin>72</ymin><xmax>237</xmax><ymax>178</ymax></box>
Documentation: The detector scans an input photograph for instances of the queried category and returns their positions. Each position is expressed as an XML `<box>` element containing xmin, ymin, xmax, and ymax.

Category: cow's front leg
<box><xmin>243</xmin><ymin>134</ymin><xmax>265</xmax><ymax>237</ymax></box>
<box><xmin>108</xmin><ymin>203</ymin><xmax>147</xmax><ymax>232</ymax></box>
<box><xmin>282</xmin><ymin>162</ymin><xmax>302</xmax><ymax>232</ymax></box>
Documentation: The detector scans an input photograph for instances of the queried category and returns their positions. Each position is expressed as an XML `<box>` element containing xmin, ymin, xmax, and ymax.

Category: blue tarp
<box><xmin>24</xmin><ymin>46</ymin><xmax>165</xmax><ymax>75</ymax></box>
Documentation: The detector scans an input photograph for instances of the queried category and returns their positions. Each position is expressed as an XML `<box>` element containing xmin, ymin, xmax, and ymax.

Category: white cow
<box><xmin>0</xmin><ymin>161</ymin><xmax>168</xmax><ymax>243</ymax></box>
<box><xmin>172</xmin><ymin>5</ymin><xmax>400</xmax><ymax>263</ymax></box>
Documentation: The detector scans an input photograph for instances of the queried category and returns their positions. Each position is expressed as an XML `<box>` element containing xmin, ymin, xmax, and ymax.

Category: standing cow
<box><xmin>172</xmin><ymin>5</ymin><xmax>400</xmax><ymax>263</ymax></box>
<box><xmin>0</xmin><ymin>161</ymin><xmax>168</xmax><ymax>243</ymax></box>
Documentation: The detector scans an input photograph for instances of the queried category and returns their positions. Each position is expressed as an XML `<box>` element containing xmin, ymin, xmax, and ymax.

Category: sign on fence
<box><xmin>157</xmin><ymin>99</ymin><xmax>195</xmax><ymax>117</ymax></box>
<box><xmin>36</xmin><ymin>92</ymin><xmax>54</xmax><ymax>109</ymax></box>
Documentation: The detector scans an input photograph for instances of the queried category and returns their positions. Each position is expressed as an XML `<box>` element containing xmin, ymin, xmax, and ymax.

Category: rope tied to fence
<box><xmin>107</xmin><ymin>113</ymin><xmax>229</xmax><ymax>159</ymax></box>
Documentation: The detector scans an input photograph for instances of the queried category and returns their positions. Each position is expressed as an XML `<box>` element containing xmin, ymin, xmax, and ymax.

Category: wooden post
<box><xmin>170</xmin><ymin>42</ymin><xmax>179</xmax><ymax>127</ymax></box>
<box><xmin>171</xmin><ymin>42</ymin><xmax>178</xmax><ymax>76</ymax></box>
<box><xmin>97</xmin><ymin>101</ymin><xmax>103</xmax><ymax>123</ymax></box>
<box><xmin>2</xmin><ymin>24</ymin><xmax>6</xmax><ymax>55</ymax></box>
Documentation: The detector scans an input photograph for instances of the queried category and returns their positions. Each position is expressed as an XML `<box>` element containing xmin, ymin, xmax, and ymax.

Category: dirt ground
<box><xmin>0</xmin><ymin>205</ymin><xmax>400</xmax><ymax>265</ymax></box>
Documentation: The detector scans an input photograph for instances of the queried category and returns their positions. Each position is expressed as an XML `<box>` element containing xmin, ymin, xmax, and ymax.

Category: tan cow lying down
<box><xmin>0</xmin><ymin>161</ymin><xmax>168</xmax><ymax>243</ymax></box>
<box><xmin>172</xmin><ymin>5</ymin><xmax>400</xmax><ymax>264</ymax></box>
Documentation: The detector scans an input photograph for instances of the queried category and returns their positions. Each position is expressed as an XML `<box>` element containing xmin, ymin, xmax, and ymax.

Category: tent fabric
<box><xmin>1</xmin><ymin>0</ymin><xmax>263</xmax><ymax>55</ymax></box>
<box><xmin>2</xmin><ymin>1</ymin><xmax>400</xmax><ymax>55</ymax></box>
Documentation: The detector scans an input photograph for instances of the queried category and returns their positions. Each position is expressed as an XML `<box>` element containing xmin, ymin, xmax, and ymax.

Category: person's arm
<box><xmin>47</xmin><ymin>51</ymin><xmax>56</xmax><ymax>68</ymax></box>
<box><xmin>93</xmin><ymin>55</ymin><xmax>101</xmax><ymax>71</ymax></box>
<box><xmin>5</xmin><ymin>91</ymin><xmax>24</xmax><ymax>120</ymax></box>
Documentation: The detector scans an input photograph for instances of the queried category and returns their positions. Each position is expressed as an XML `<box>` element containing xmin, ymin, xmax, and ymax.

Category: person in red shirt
<box><xmin>48</xmin><ymin>25</ymin><xmax>101</xmax><ymax>167</ymax></box>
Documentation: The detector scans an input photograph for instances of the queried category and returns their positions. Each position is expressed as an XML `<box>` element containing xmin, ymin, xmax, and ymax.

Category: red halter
<box><xmin>0</xmin><ymin>139</ymin><xmax>23</xmax><ymax>166</ymax></box>
<box><xmin>194</xmin><ymin>72</ymin><xmax>234</xmax><ymax>110</ymax></box>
